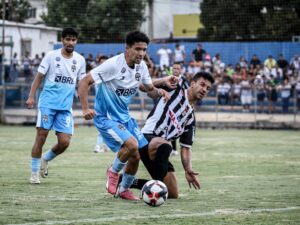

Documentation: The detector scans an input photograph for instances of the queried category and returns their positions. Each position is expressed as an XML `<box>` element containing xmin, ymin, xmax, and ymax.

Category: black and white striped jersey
<box><xmin>142</xmin><ymin>84</ymin><xmax>195</xmax><ymax>148</ymax></box>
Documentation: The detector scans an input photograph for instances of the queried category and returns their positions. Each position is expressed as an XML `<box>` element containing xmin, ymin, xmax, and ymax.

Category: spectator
<box><xmin>240</xmin><ymin>76</ymin><xmax>252</xmax><ymax>112</ymax></box>
<box><xmin>173</xmin><ymin>43</ymin><xmax>185</xmax><ymax>64</ymax></box>
<box><xmin>86</xmin><ymin>53</ymin><xmax>94</xmax><ymax>72</ymax></box>
<box><xmin>277</xmin><ymin>54</ymin><xmax>289</xmax><ymax>72</ymax></box>
<box><xmin>212</xmin><ymin>53</ymin><xmax>225</xmax><ymax>76</ymax></box>
<box><xmin>22</xmin><ymin>52</ymin><xmax>32</xmax><ymax>81</ymax></box>
<box><xmin>295</xmin><ymin>80</ymin><xmax>300</xmax><ymax>111</ymax></box>
<box><xmin>157</xmin><ymin>43</ymin><xmax>172</xmax><ymax>70</ymax></box>
<box><xmin>239</xmin><ymin>56</ymin><xmax>248</xmax><ymax>69</ymax></box>
<box><xmin>266</xmin><ymin>75</ymin><xmax>278</xmax><ymax>114</ymax></box>
<box><xmin>278</xmin><ymin>77</ymin><xmax>292</xmax><ymax>113</ymax></box>
<box><xmin>191</xmin><ymin>43</ymin><xmax>206</xmax><ymax>67</ymax></box>
<box><xmin>10</xmin><ymin>52</ymin><xmax>19</xmax><ymax>82</ymax></box>
<box><xmin>264</xmin><ymin>55</ymin><xmax>277</xmax><ymax>78</ymax></box>
<box><xmin>254</xmin><ymin>74</ymin><xmax>266</xmax><ymax>113</ymax></box>
<box><xmin>217</xmin><ymin>78</ymin><xmax>231</xmax><ymax>105</ymax></box>
<box><xmin>31</xmin><ymin>54</ymin><xmax>41</xmax><ymax>78</ymax></box>
<box><xmin>230</xmin><ymin>78</ymin><xmax>241</xmax><ymax>111</ymax></box>
<box><xmin>290</xmin><ymin>54</ymin><xmax>300</xmax><ymax>76</ymax></box>
<box><xmin>250</xmin><ymin>54</ymin><xmax>261</xmax><ymax>67</ymax></box>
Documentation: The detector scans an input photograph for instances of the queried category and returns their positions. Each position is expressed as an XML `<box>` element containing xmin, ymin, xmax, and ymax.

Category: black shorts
<box><xmin>140</xmin><ymin>133</ymin><xmax>175</xmax><ymax>178</ymax></box>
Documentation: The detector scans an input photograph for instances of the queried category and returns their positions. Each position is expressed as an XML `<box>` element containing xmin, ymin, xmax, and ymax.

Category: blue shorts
<box><xmin>36</xmin><ymin>107</ymin><xmax>74</xmax><ymax>135</ymax></box>
<box><xmin>94</xmin><ymin>116</ymin><xmax>148</xmax><ymax>152</ymax></box>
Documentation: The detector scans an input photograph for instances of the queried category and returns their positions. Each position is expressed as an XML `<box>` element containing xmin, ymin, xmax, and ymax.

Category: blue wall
<box><xmin>55</xmin><ymin>42</ymin><xmax>300</xmax><ymax>67</ymax></box>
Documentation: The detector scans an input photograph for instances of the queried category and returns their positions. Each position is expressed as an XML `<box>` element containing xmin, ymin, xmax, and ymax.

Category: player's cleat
<box><xmin>119</xmin><ymin>190</ymin><xmax>140</xmax><ymax>201</ymax></box>
<box><xmin>94</xmin><ymin>144</ymin><xmax>109</xmax><ymax>153</ymax></box>
<box><xmin>170</xmin><ymin>150</ymin><xmax>178</xmax><ymax>156</ymax></box>
<box><xmin>40</xmin><ymin>158</ymin><xmax>49</xmax><ymax>178</ymax></box>
<box><xmin>30</xmin><ymin>172</ymin><xmax>41</xmax><ymax>184</ymax></box>
<box><xmin>106</xmin><ymin>167</ymin><xmax>119</xmax><ymax>195</ymax></box>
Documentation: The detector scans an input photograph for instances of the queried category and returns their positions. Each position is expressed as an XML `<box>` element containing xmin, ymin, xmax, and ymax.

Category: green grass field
<box><xmin>0</xmin><ymin>126</ymin><xmax>299</xmax><ymax>225</ymax></box>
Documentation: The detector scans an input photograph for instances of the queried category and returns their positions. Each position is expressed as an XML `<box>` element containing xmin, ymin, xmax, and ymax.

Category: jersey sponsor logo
<box><xmin>116</xmin><ymin>87</ymin><xmax>138</xmax><ymax>96</ymax></box>
<box><xmin>135</xmin><ymin>73</ymin><xmax>141</xmax><ymax>81</ymax></box>
<box><xmin>169</xmin><ymin>110</ymin><xmax>181</xmax><ymax>133</ymax></box>
<box><xmin>55</xmin><ymin>74</ymin><xmax>74</xmax><ymax>84</ymax></box>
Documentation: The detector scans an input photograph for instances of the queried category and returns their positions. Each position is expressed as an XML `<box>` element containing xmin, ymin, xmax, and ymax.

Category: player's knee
<box><xmin>58</xmin><ymin>139</ymin><xmax>70</xmax><ymax>150</ymax></box>
<box><xmin>124</xmin><ymin>137</ymin><xmax>139</xmax><ymax>152</ymax></box>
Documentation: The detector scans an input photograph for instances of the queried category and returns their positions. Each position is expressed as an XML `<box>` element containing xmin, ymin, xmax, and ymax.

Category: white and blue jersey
<box><xmin>90</xmin><ymin>53</ymin><xmax>152</xmax><ymax>151</ymax></box>
<box><xmin>38</xmin><ymin>48</ymin><xmax>86</xmax><ymax>111</ymax></box>
<box><xmin>90</xmin><ymin>53</ymin><xmax>152</xmax><ymax>123</ymax></box>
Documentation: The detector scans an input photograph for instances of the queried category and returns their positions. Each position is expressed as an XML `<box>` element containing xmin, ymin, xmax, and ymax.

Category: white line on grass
<box><xmin>7</xmin><ymin>206</ymin><xmax>300</xmax><ymax>225</ymax></box>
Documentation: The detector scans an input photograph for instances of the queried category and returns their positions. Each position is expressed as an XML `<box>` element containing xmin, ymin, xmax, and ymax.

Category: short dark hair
<box><xmin>62</xmin><ymin>27</ymin><xmax>78</xmax><ymax>38</ymax></box>
<box><xmin>99</xmin><ymin>55</ymin><xmax>109</xmax><ymax>61</ymax></box>
<box><xmin>125</xmin><ymin>31</ymin><xmax>150</xmax><ymax>46</ymax></box>
<box><xmin>192</xmin><ymin>72</ymin><xmax>215</xmax><ymax>84</ymax></box>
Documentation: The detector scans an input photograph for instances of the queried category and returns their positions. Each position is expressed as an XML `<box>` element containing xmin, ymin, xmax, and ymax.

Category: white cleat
<box><xmin>94</xmin><ymin>144</ymin><xmax>109</xmax><ymax>153</ymax></box>
<box><xmin>170</xmin><ymin>150</ymin><xmax>178</xmax><ymax>156</ymax></box>
<box><xmin>40</xmin><ymin>158</ymin><xmax>49</xmax><ymax>178</ymax></box>
<box><xmin>30</xmin><ymin>172</ymin><xmax>41</xmax><ymax>184</ymax></box>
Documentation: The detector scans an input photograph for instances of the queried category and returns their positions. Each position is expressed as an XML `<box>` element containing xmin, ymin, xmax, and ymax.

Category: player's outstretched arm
<box><xmin>78</xmin><ymin>73</ymin><xmax>96</xmax><ymax>120</ymax></box>
<box><xmin>143</xmin><ymin>83</ymin><xmax>170</xmax><ymax>101</ymax></box>
<box><xmin>181</xmin><ymin>146</ymin><xmax>201</xmax><ymax>190</ymax></box>
<box><xmin>152</xmin><ymin>76</ymin><xmax>179</xmax><ymax>89</ymax></box>
<box><xmin>26</xmin><ymin>72</ymin><xmax>44</xmax><ymax>109</ymax></box>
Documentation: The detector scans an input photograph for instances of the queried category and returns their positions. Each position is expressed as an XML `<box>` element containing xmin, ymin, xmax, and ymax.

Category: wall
<box><xmin>55</xmin><ymin>42</ymin><xmax>300</xmax><ymax>67</ymax></box>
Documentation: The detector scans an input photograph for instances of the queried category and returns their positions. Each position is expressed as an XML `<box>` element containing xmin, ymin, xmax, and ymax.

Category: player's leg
<box><xmin>40</xmin><ymin>110</ymin><xmax>72</xmax><ymax>178</ymax></box>
<box><xmin>30</xmin><ymin>107</ymin><xmax>54</xmax><ymax>184</ymax></box>
<box><xmin>147</xmin><ymin>137</ymin><xmax>172</xmax><ymax>181</ymax></box>
<box><xmin>163</xmin><ymin>171</ymin><xmax>179</xmax><ymax>198</ymax></box>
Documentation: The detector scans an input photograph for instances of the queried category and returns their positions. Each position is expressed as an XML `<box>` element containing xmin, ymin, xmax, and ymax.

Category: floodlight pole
<box><xmin>0</xmin><ymin>0</ymin><xmax>6</xmax><ymax>123</ymax></box>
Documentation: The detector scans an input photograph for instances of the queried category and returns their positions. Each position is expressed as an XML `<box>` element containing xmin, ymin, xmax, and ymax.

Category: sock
<box><xmin>118</xmin><ymin>174</ymin><xmax>149</xmax><ymax>190</ymax></box>
<box><xmin>111</xmin><ymin>157</ymin><xmax>126</xmax><ymax>173</ymax></box>
<box><xmin>43</xmin><ymin>149</ymin><xmax>57</xmax><ymax>161</ymax></box>
<box><xmin>96</xmin><ymin>133</ymin><xmax>103</xmax><ymax>145</ymax></box>
<box><xmin>171</xmin><ymin>140</ymin><xmax>177</xmax><ymax>151</ymax></box>
<box><xmin>31</xmin><ymin>158</ymin><xmax>41</xmax><ymax>173</ymax></box>
<box><xmin>153</xmin><ymin>143</ymin><xmax>172</xmax><ymax>181</ymax></box>
<box><xmin>120</xmin><ymin>173</ymin><xmax>135</xmax><ymax>191</ymax></box>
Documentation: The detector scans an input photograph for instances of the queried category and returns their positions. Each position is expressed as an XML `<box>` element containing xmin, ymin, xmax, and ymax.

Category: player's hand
<box><xmin>26</xmin><ymin>97</ymin><xmax>35</xmax><ymax>109</ymax></box>
<box><xmin>158</xmin><ymin>88</ymin><xmax>170</xmax><ymax>102</ymax></box>
<box><xmin>83</xmin><ymin>109</ymin><xmax>96</xmax><ymax>120</ymax></box>
<box><xmin>164</xmin><ymin>76</ymin><xmax>179</xmax><ymax>89</ymax></box>
<box><xmin>185</xmin><ymin>169</ymin><xmax>201</xmax><ymax>189</ymax></box>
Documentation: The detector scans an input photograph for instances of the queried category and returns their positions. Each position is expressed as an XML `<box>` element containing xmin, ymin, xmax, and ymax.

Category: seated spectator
<box><xmin>191</xmin><ymin>43</ymin><xmax>206</xmax><ymax>67</ymax></box>
<box><xmin>264</xmin><ymin>55</ymin><xmax>277</xmax><ymax>79</ymax></box>
<box><xmin>277</xmin><ymin>54</ymin><xmax>289</xmax><ymax>73</ymax></box>
<box><xmin>295</xmin><ymin>80</ymin><xmax>300</xmax><ymax>111</ymax></box>
<box><xmin>250</xmin><ymin>54</ymin><xmax>261</xmax><ymax>67</ymax></box>
<box><xmin>230</xmin><ymin>78</ymin><xmax>241</xmax><ymax>110</ymax></box>
<box><xmin>239</xmin><ymin>56</ymin><xmax>248</xmax><ymax>69</ymax></box>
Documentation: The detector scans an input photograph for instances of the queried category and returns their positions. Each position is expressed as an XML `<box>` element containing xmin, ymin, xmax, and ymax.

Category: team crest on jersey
<box><xmin>72</xmin><ymin>59</ymin><xmax>77</xmax><ymax>64</ymax></box>
<box><xmin>121</xmin><ymin>67</ymin><xmax>126</xmax><ymax>73</ymax></box>
<box><xmin>56</xmin><ymin>57</ymin><xmax>61</xmax><ymax>61</ymax></box>
<box><xmin>71</xmin><ymin>65</ymin><xmax>76</xmax><ymax>72</ymax></box>
<box><xmin>118</xmin><ymin>124</ymin><xmax>126</xmax><ymax>131</ymax></box>
<box><xmin>42</xmin><ymin>115</ymin><xmax>48</xmax><ymax>122</ymax></box>
<box><xmin>135</xmin><ymin>73</ymin><xmax>141</xmax><ymax>81</ymax></box>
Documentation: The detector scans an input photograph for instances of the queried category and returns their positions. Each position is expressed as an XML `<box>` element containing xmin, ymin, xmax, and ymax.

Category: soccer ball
<box><xmin>141</xmin><ymin>180</ymin><xmax>168</xmax><ymax>207</ymax></box>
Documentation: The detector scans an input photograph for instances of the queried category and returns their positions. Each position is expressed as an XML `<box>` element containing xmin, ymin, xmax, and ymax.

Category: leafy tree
<box><xmin>198</xmin><ymin>0</ymin><xmax>300</xmax><ymax>41</ymax></box>
<box><xmin>42</xmin><ymin>0</ymin><xmax>147</xmax><ymax>42</ymax></box>
<box><xmin>0</xmin><ymin>0</ymin><xmax>31</xmax><ymax>23</ymax></box>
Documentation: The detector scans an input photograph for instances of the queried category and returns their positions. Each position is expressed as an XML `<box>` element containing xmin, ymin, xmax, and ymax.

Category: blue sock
<box><xmin>111</xmin><ymin>157</ymin><xmax>126</xmax><ymax>173</ymax></box>
<box><xmin>120</xmin><ymin>173</ymin><xmax>135</xmax><ymax>190</ymax></box>
<box><xmin>43</xmin><ymin>150</ymin><xmax>57</xmax><ymax>161</ymax></box>
<box><xmin>96</xmin><ymin>133</ymin><xmax>103</xmax><ymax>145</ymax></box>
<box><xmin>31</xmin><ymin>158</ymin><xmax>41</xmax><ymax>173</ymax></box>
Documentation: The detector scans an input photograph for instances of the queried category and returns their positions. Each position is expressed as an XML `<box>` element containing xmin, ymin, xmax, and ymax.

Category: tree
<box><xmin>0</xmin><ymin>0</ymin><xmax>31</xmax><ymax>23</ymax></box>
<box><xmin>198</xmin><ymin>0</ymin><xmax>300</xmax><ymax>41</ymax></box>
<box><xmin>42</xmin><ymin>0</ymin><xmax>147</xmax><ymax>43</ymax></box>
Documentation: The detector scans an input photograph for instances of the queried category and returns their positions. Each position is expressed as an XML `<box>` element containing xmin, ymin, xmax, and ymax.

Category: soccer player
<box><xmin>78</xmin><ymin>31</ymin><xmax>176</xmax><ymax>201</ymax></box>
<box><xmin>26</xmin><ymin>27</ymin><xmax>86</xmax><ymax>184</ymax></box>
<box><xmin>120</xmin><ymin>72</ymin><xmax>214</xmax><ymax>198</ymax></box>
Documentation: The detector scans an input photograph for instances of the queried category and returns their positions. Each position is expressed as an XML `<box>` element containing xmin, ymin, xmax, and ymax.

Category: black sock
<box><xmin>171</xmin><ymin>140</ymin><xmax>177</xmax><ymax>151</ymax></box>
<box><xmin>153</xmin><ymin>143</ymin><xmax>172</xmax><ymax>181</ymax></box>
<box><xmin>118</xmin><ymin>174</ymin><xmax>149</xmax><ymax>190</ymax></box>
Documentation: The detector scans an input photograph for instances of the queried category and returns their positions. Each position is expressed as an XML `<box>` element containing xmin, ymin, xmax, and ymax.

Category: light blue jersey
<box><xmin>90</xmin><ymin>53</ymin><xmax>152</xmax><ymax>123</ymax></box>
<box><xmin>38</xmin><ymin>48</ymin><xmax>86</xmax><ymax>111</ymax></box>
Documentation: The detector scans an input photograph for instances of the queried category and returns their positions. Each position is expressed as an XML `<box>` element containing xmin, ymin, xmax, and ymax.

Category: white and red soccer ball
<box><xmin>141</xmin><ymin>180</ymin><xmax>168</xmax><ymax>207</ymax></box>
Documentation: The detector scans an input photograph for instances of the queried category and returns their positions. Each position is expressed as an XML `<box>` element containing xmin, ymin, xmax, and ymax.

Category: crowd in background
<box><xmin>2</xmin><ymin>42</ymin><xmax>300</xmax><ymax>113</ymax></box>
